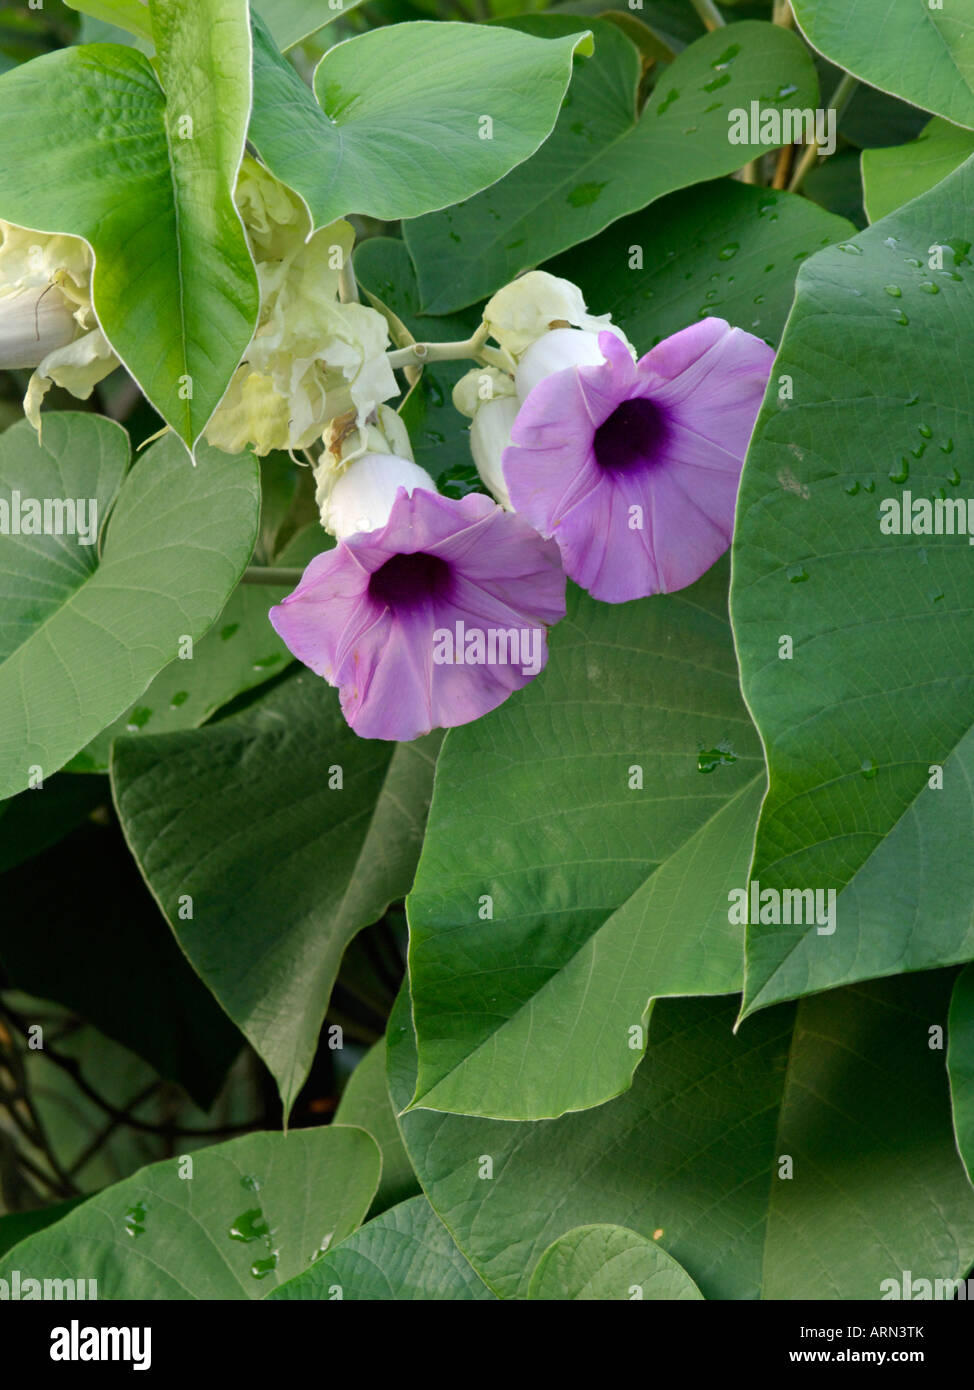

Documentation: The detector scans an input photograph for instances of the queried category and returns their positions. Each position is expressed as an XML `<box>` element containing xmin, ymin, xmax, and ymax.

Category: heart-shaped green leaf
<box><xmin>404</xmin><ymin>17</ymin><xmax>820</xmax><ymax>313</ymax></box>
<box><xmin>528</xmin><ymin>1224</ymin><xmax>704</xmax><ymax>1301</ymax></box>
<box><xmin>792</xmin><ymin>0</ymin><xmax>974</xmax><ymax>130</ymax></box>
<box><xmin>0</xmin><ymin>1127</ymin><xmax>380</xmax><ymax>1298</ymax></box>
<box><xmin>112</xmin><ymin>672</ymin><xmax>442</xmax><ymax>1113</ymax></box>
<box><xmin>0</xmin><ymin>415</ymin><xmax>260</xmax><ymax>800</ymax></box>
<box><xmin>731</xmin><ymin>155</ymin><xmax>974</xmax><ymax>1016</ymax></box>
<box><xmin>0</xmin><ymin>0</ymin><xmax>259</xmax><ymax>448</ymax></box>
<box><xmin>269</xmin><ymin>1194</ymin><xmax>494</xmax><ymax>1300</ymax></box>
<box><xmin>249</xmin><ymin>17</ymin><xmax>591</xmax><ymax>232</ymax></box>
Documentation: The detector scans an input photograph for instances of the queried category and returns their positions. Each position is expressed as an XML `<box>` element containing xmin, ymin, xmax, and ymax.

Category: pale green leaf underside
<box><xmin>0</xmin><ymin>415</ymin><xmax>259</xmax><ymax>800</ymax></box>
<box><xmin>862</xmin><ymin>117</ymin><xmax>974</xmax><ymax>224</ymax></box>
<box><xmin>792</xmin><ymin>0</ymin><xmax>974</xmax><ymax>130</ymax></box>
<box><xmin>249</xmin><ymin>19</ymin><xmax>590</xmax><ymax>231</ymax></box>
<box><xmin>0</xmin><ymin>1</ymin><xmax>259</xmax><ymax>446</ymax></box>
<box><xmin>256</xmin><ymin>0</ymin><xmax>366</xmax><ymax>51</ymax></box>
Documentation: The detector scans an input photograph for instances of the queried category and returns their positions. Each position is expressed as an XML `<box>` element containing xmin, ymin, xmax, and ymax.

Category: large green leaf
<box><xmin>949</xmin><ymin>962</ymin><xmax>974</xmax><ymax>1187</ymax></box>
<box><xmin>0</xmin><ymin>415</ymin><xmax>260</xmax><ymax>801</ymax></box>
<box><xmin>390</xmin><ymin>973</ymin><xmax>974</xmax><ymax>1300</ymax></box>
<box><xmin>64</xmin><ymin>0</ymin><xmax>153</xmax><ymax>44</ymax></box>
<box><xmin>549</xmin><ymin>177</ymin><xmax>855</xmax><ymax>350</ymax></box>
<box><xmin>528</xmin><ymin>1224</ymin><xmax>704</xmax><ymax>1300</ymax></box>
<box><xmin>0</xmin><ymin>1127</ymin><xmax>380</xmax><ymax>1298</ymax></box>
<box><xmin>269</xmin><ymin>1194</ymin><xmax>494</xmax><ymax>1300</ymax></box>
<box><xmin>863</xmin><ymin>117</ymin><xmax>974</xmax><ymax>223</ymax></box>
<box><xmin>256</xmin><ymin>0</ymin><xmax>366</xmax><ymax>50</ymax></box>
<box><xmin>406</xmin><ymin>564</ymin><xmax>763</xmax><ymax>1121</ymax></box>
<box><xmin>249</xmin><ymin>17</ymin><xmax>591</xmax><ymax>232</ymax></box>
<box><xmin>334</xmin><ymin>1042</ymin><xmax>421</xmax><ymax>1217</ymax></box>
<box><xmin>404</xmin><ymin>17</ymin><xmax>819</xmax><ymax>313</ymax></box>
<box><xmin>792</xmin><ymin>0</ymin><xmax>974</xmax><ymax>131</ymax></box>
<box><xmin>0</xmin><ymin>1</ymin><xmax>259</xmax><ymax>448</ymax></box>
<box><xmin>112</xmin><ymin>671</ymin><xmax>442</xmax><ymax>1113</ymax></box>
<box><xmin>66</xmin><ymin>526</ymin><xmax>325</xmax><ymax>774</ymax></box>
<box><xmin>731</xmin><ymin>155</ymin><xmax>974</xmax><ymax>1017</ymax></box>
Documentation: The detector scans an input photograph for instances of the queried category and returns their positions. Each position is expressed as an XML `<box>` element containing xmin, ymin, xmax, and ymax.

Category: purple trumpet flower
<box><xmin>502</xmin><ymin>319</ymin><xmax>774</xmax><ymax>602</ymax></box>
<box><xmin>270</xmin><ymin>487</ymin><xmax>566</xmax><ymax>741</ymax></box>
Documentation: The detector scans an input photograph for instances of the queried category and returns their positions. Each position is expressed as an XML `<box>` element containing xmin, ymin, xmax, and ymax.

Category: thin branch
<box><xmin>386</xmin><ymin>321</ymin><xmax>490</xmax><ymax>370</ymax></box>
<box><xmin>241</xmin><ymin>566</ymin><xmax>305</xmax><ymax>587</ymax></box>
<box><xmin>789</xmin><ymin>72</ymin><xmax>858</xmax><ymax>193</ymax></box>
<box><xmin>689</xmin><ymin>0</ymin><xmax>725</xmax><ymax>30</ymax></box>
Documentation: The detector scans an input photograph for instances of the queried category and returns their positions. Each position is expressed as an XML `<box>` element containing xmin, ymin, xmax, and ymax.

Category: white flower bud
<box><xmin>452</xmin><ymin>365</ymin><xmax>516</xmax><ymax>419</ymax></box>
<box><xmin>515</xmin><ymin>327</ymin><xmax>610</xmax><ymax>403</ymax></box>
<box><xmin>470</xmin><ymin>396</ymin><xmax>519</xmax><ymax>509</ymax></box>
<box><xmin>319</xmin><ymin>451</ymin><xmax>437</xmax><ymax>540</ymax></box>
<box><xmin>0</xmin><ymin>285</ymin><xmax>78</xmax><ymax>370</ymax></box>
<box><xmin>483</xmin><ymin>269</ymin><xmax>632</xmax><ymax>363</ymax></box>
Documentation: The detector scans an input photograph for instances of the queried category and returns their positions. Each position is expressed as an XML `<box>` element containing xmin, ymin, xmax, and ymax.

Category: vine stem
<box><xmin>788</xmin><ymin>71</ymin><xmax>859</xmax><ymax>193</ymax></box>
<box><xmin>241</xmin><ymin>566</ymin><xmax>306</xmax><ymax>586</ymax></box>
<box><xmin>386</xmin><ymin>321</ymin><xmax>490</xmax><ymax>370</ymax></box>
<box><xmin>338</xmin><ymin>257</ymin><xmax>359</xmax><ymax>304</ymax></box>
<box><xmin>689</xmin><ymin>0</ymin><xmax>725</xmax><ymax>30</ymax></box>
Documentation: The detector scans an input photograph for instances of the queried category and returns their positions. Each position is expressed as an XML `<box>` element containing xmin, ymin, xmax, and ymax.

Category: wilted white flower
<box><xmin>0</xmin><ymin>219</ymin><xmax>119</xmax><ymax>431</ymax></box>
<box><xmin>204</xmin><ymin>158</ymin><xmax>398</xmax><ymax>457</ymax></box>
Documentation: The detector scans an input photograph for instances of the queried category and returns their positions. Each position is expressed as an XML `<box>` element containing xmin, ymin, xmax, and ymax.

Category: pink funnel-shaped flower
<box><xmin>270</xmin><ymin>488</ymin><xmax>566</xmax><ymax>741</ymax></box>
<box><xmin>502</xmin><ymin>320</ymin><xmax>774</xmax><ymax>602</ymax></box>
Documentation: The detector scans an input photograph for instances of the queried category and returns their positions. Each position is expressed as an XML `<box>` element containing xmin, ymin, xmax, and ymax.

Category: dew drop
<box><xmin>889</xmin><ymin>459</ymin><xmax>909</xmax><ymax>483</ymax></box>
<box><xmin>124</xmin><ymin>1202</ymin><xmax>147</xmax><ymax>1239</ymax></box>
<box><xmin>845</xmin><ymin>480</ymin><xmax>860</xmax><ymax>496</ymax></box>
<box><xmin>718</xmin><ymin>243</ymin><xmax>740</xmax><ymax>261</ymax></box>
<box><xmin>948</xmin><ymin>467</ymin><xmax>962</xmax><ymax>486</ymax></box>
<box><xmin>697</xmin><ymin>746</ymin><xmax>737</xmax><ymax>774</ymax></box>
<box><xmin>786</xmin><ymin>563</ymin><xmax>809</xmax><ymax>583</ymax></box>
<box><xmin>860</xmin><ymin>759</ymin><xmax>878</xmax><ymax>780</ymax></box>
<box><xmin>919</xmin><ymin>281</ymin><xmax>940</xmax><ymax>294</ymax></box>
<box><xmin>941</xmin><ymin>437</ymin><xmax>955</xmax><ymax>454</ymax></box>
<box><xmin>170</xmin><ymin>691</ymin><xmax>189</xmax><ymax>709</ymax></box>
<box><xmin>230</xmin><ymin>1209</ymin><xmax>271</xmax><ymax>1244</ymax></box>
<box><xmin>250</xmin><ymin>1252</ymin><xmax>279</xmax><ymax>1281</ymax></box>
<box><xmin>838</xmin><ymin>243</ymin><xmax>862</xmax><ymax>255</ymax></box>
<box><xmin>884</xmin><ymin>285</ymin><xmax>902</xmax><ymax>298</ymax></box>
